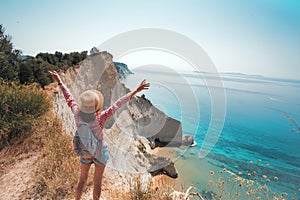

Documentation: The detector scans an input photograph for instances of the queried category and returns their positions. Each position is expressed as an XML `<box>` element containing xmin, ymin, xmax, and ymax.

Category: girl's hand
<box><xmin>49</xmin><ymin>71</ymin><xmax>63</xmax><ymax>84</ymax></box>
<box><xmin>136</xmin><ymin>79</ymin><xmax>150</xmax><ymax>93</ymax></box>
<box><xmin>131</xmin><ymin>79</ymin><xmax>150</xmax><ymax>97</ymax></box>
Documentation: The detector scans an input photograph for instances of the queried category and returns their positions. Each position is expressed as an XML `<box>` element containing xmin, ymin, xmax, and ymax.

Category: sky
<box><xmin>1</xmin><ymin>0</ymin><xmax>299</xmax><ymax>79</ymax></box>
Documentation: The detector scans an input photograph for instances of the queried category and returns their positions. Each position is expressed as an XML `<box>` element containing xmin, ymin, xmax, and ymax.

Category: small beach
<box><xmin>152</xmin><ymin>146</ymin><xmax>218</xmax><ymax>191</ymax></box>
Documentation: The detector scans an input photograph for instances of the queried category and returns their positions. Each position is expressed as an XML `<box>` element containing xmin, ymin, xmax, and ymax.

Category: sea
<box><xmin>121</xmin><ymin>66</ymin><xmax>300</xmax><ymax>199</ymax></box>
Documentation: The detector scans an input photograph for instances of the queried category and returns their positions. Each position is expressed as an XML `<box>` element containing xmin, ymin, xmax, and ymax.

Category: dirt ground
<box><xmin>0</xmin><ymin>154</ymin><xmax>38</xmax><ymax>200</ymax></box>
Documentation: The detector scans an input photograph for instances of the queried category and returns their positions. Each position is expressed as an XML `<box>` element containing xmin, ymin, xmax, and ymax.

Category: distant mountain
<box><xmin>114</xmin><ymin>62</ymin><xmax>133</xmax><ymax>79</ymax></box>
<box><xmin>221</xmin><ymin>72</ymin><xmax>264</xmax><ymax>78</ymax></box>
<box><xmin>19</xmin><ymin>55</ymin><xmax>33</xmax><ymax>60</ymax></box>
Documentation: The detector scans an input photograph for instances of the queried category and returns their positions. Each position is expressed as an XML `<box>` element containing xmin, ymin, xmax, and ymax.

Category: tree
<box><xmin>0</xmin><ymin>24</ymin><xmax>21</xmax><ymax>81</ymax></box>
<box><xmin>0</xmin><ymin>24</ymin><xmax>87</xmax><ymax>87</ymax></box>
<box><xmin>19</xmin><ymin>58</ymin><xmax>58</xmax><ymax>87</ymax></box>
<box><xmin>36</xmin><ymin>51</ymin><xmax>87</xmax><ymax>68</ymax></box>
<box><xmin>19</xmin><ymin>60</ymin><xmax>35</xmax><ymax>84</ymax></box>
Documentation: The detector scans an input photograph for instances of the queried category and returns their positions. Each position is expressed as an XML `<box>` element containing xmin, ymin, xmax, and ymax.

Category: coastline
<box><xmin>152</xmin><ymin>146</ymin><xmax>225</xmax><ymax>193</ymax></box>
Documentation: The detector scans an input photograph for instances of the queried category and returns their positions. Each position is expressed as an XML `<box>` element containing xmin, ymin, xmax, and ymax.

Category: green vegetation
<box><xmin>0</xmin><ymin>24</ymin><xmax>21</xmax><ymax>81</ymax></box>
<box><xmin>0</xmin><ymin>80</ymin><xmax>50</xmax><ymax>149</ymax></box>
<box><xmin>0</xmin><ymin>24</ymin><xmax>87</xmax><ymax>87</ymax></box>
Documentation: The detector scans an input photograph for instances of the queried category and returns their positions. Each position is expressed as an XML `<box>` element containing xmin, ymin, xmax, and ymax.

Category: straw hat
<box><xmin>79</xmin><ymin>90</ymin><xmax>104</xmax><ymax>114</ymax></box>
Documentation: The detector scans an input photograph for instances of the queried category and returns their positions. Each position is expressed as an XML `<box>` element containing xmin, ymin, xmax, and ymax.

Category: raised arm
<box><xmin>100</xmin><ymin>80</ymin><xmax>150</xmax><ymax>123</ymax></box>
<box><xmin>49</xmin><ymin>71</ymin><xmax>78</xmax><ymax>113</ymax></box>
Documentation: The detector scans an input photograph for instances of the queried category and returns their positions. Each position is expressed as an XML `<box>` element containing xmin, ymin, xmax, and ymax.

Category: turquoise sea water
<box><xmin>122</xmin><ymin>67</ymin><xmax>300</xmax><ymax>198</ymax></box>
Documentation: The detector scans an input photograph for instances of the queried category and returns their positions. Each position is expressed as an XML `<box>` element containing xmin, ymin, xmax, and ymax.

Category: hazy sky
<box><xmin>1</xmin><ymin>0</ymin><xmax>299</xmax><ymax>79</ymax></box>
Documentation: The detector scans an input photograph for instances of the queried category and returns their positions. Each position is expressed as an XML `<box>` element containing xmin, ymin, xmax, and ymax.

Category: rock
<box><xmin>147</xmin><ymin>157</ymin><xmax>178</xmax><ymax>179</ymax></box>
<box><xmin>130</xmin><ymin>96</ymin><xmax>182</xmax><ymax>147</ymax></box>
<box><xmin>114</xmin><ymin>62</ymin><xmax>133</xmax><ymax>79</ymax></box>
<box><xmin>182</xmin><ymin>136</ymin><xmax>197</xmax><ymax>146</ymax></box>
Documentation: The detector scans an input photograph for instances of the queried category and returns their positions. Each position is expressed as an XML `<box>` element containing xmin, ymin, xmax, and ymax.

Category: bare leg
<box><xmin>75</xmin><ymin>163</ymin><xmax>91</xmax><ymax>200</ymax></box>
<box><xmin>93</xmin><ymin>164</ymin><xmax>106</xmax><ymax>200</ymax></box>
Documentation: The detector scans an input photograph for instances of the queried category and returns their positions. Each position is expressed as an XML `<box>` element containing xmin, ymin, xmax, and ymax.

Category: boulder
<box><xmin>147</xmin><ymin>157</ymin><xmax>178</xmax><ymax>179</ymax></box>
<box><xmin>182</xmin><ymin>136</ymin><xmax>196</xmax><ymax>146</ymax></box>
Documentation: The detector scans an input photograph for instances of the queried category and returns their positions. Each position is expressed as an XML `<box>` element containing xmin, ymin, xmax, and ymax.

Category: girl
<box><xmin>49</xmin><ymin>70</ymin><xmax>150</xmax><ymax>200</ymax></box>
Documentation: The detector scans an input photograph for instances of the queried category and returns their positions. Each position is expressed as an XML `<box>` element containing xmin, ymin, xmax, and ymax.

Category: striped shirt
<box><xmin>60</xmin><ymin>83</ymin><xmax>132</xmax><ymax>146</ymax></box>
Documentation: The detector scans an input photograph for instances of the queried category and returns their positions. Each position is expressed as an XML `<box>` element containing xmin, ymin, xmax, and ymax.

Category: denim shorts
<box><xmin>80</xmin><ymin>146</ymin><xmax>109</xmax><ymax>165</ymax></box>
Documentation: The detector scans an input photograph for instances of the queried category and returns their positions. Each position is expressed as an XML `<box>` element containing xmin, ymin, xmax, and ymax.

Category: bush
<box><xmin>0</xmin><ymin>80</ymin><xmax>50</xmax><ymax>149</ymax></box>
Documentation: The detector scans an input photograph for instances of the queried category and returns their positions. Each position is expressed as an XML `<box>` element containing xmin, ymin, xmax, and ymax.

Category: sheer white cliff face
<box><xmin>52</xmin><ymin>52</ymin><xmax>182</xmax><ymax>182</ymax></box>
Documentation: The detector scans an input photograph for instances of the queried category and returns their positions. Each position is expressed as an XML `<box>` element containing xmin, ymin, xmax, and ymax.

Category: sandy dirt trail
<box><xmin>0</xmin><ymin>155</ymin><xmax>38</xmax><ymax>200</ymax></box>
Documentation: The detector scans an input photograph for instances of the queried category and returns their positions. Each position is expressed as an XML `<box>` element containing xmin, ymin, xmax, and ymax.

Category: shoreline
<box><xmin>152</xmin><ymin>146</ymin><xmax>300</xmax><ymax>198</ymax></box>
<box><xmin>151</xmin><ymin>146</ymin><xmax>225</xmax><ymax>193</ymax></box>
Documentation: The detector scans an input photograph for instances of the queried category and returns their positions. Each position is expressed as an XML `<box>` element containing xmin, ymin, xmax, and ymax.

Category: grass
<box><xmin>0</xmin><ymin>80</ymin><xmax>50</xmax><ymax>149</ymax></box>
<box><xmin>107</xmin><ymin>176</ymin><xmax>173</xmax><ymax>200</ymax></box>
<box><xmin>32</xmin><ymin>113</ymin><xmax>80</xmax><ymax>199</ymax></box>
<box><xmin>126</xmin><ymin>176</ymin><xmax>172</xmax><ymax>200</ymax></box>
